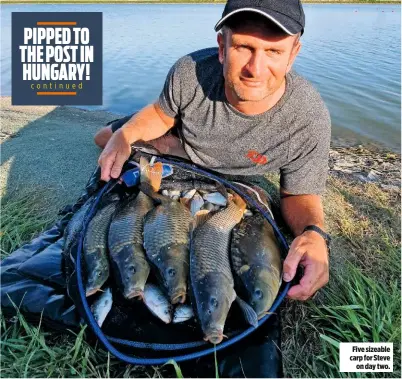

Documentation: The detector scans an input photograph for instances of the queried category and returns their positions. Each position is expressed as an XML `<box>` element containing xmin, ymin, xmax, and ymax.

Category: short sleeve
<box><xmin>280</xmin><ymin>107</ymin><xmax>331</xmax><ymax>195</ymax></box>
<box><xmin>157</xmin><ymin>60</ymin><xmax>183</xmax><ymax>118</ymax></box>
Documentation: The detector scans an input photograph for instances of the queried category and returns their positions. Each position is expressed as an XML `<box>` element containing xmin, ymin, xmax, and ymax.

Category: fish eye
<box><xmin>254</xmin><ymin>289</ymin><xmax>263</xmax><ymax>299</ymax></box>
<box><xmin>164</xmin><ymin>310</ymin><xmax>169</xmax><ymax>314</ymax></box>
<box><xmin>129</xmin><ymin>265</ymin><xmax>136</xmax><ymax>274</ymax></box>
<box><xmin>207</xmin><ymin>310</ymin><xmax>212</xmax><ymax>315</ymax></box>
<box><xmin>210</xmin><ymin>297</ymin><xmax>218</xmax><ymax>308</ymax></box>
<box><xmin>97</xmin><ymin>272</ymin><xmax>102</xmax><ymax>277</ymax></box>
<box><xmin>167</xmin><ymin>268</ymin><xmax>176</xmax><ymax>277</ymax></box>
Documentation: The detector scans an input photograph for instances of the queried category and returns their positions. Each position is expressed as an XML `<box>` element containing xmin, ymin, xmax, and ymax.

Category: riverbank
<box><xmin>1</xmin><ymin>98</ymin><xmax>400</xmax><ymax>377</ymax></box>
<box><xmin>1</xmin><ymin>96</ymin><xmax>400</xmax><ymax>209</ymax></box>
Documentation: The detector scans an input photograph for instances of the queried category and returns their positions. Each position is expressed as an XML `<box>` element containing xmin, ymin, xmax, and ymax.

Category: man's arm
<box><xmin>280</xmin><ymin>189</ymin><xmax>329</xmax><ymax>301</ymax></box>
<box><xmin>98</xmin><ymin>103</ymin><xmax>176</xmax><ymax>181</ymax></box>
<box><xmin>280</xmin><ymin>191</ymin><xmax>324</xmax><ymax>234</ymax></box>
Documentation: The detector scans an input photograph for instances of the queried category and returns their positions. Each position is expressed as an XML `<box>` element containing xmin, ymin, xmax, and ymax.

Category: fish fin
<box><xmin>236</xmin><ymin>296</ymin><xmax>258</xmax><ymax>328</ymax></box>
<box><xmin>139</xmin><ymin>182</ymin><xmax>166</xmax><ymax>204</ymax></box>
<box><xmin>216</xmin><ymin>182</ymin><xmax>229</xmax><ymax>199</ymax></box>
<box><xmin>139</xmin><ymin>156</ymin><xmax>163</xmax><ymax>192</ymax></box>
<box><xmin>86</xmin><ymin>286</ymin><xmax>101</xmax><ymax>297</ymax></box>
<box><xmin>192</xmin><ymin>209</ymin><xmax>211</xmax><ymax>229</ymax></box>
<box><xmin>180</xmin><ymin>197</ymin><xmax>191</xmax><ymax>209</ymax></box>
<box><xmin>231</xmin><ymin>193</ymin><xmax>247</xmax><ymax>214</ymax></box>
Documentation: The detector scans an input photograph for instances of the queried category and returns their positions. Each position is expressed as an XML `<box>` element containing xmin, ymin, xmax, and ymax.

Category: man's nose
<box><xmin>245</xmin><ymin>51</ymin><xmax>267</xmax><ymax>78</ymax></box>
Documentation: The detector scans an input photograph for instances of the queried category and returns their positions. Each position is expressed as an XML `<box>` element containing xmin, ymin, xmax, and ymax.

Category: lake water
<box><xmin>1</xmin><ymin>3</ymin><xmax>400</xmax><ymax>151</ymax></box>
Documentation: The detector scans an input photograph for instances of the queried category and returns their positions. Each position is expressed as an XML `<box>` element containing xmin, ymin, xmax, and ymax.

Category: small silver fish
<box><xmin>191</xmin><ymin>193</ymin><xmax>204</xmax><ymax>216</ymax></box>
<box><xmin>173</xmin><ymin>304</ymin><xmax>194</xmax><ymax>323</ymax></box>
<box><xmin>169</xmin><ymin>190</ymin><xmax>181</xmax><ymax>199</ymax></box>
<box><xmin>244</xmin><ymin>209</ymin><xmax>253</xmax><ymax>217</ymax></box>
<box><xmin>203</xmin><ymin>192</ymin><xmax>227</xmax><ymax>206</ymax></box>
<box><xmin>182</xmin><ymin>189</ymin><xmax>197</xmax><ymax>199</ymax></box>
<box><xmin>202</xmin><ymin>202</ymin><xmax>215</xmax><ymax>212</ymax></box>
<box><xmin>91</xmin><ymin>288</ymin><xmax>113</xmax><ymax>328</ymax></box>
<box><xmin>143</xmin><ymin>284</ymin><xmax>172</xmax><ymax>324</ymax></box>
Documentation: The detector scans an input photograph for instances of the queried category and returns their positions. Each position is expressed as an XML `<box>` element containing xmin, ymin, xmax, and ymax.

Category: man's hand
<box><xmin>282</xmin><ymin>230</ymin><xmax>329</xmax><ymax>300</ymax></box>
<box><xmin>97</xmin><ymin>104</ymin><xmax>176</xmax><ymax>182</ymax></box>
<box><xmin>98</xmin><ymin>128</ymin><xmax>132</xmax><ymax>181</ymax></box>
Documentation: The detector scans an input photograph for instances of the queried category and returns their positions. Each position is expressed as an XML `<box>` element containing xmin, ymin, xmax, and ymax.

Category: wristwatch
<box><xmin>302</xmin><ymin>225</ymin><xmax>332</xmax><ymax>254</ymax></box>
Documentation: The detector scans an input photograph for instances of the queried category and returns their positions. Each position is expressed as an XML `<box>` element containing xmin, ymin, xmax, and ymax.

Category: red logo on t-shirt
<box><xmin>246</xmin><ymin>150</ymin><xmax>268</xmax><ymax>165</ymax></box>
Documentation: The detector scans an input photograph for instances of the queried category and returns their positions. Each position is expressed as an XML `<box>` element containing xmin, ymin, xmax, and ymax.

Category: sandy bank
<box><xmin>0</xmin><ymin>97</ymin><xmax>122</xmax><ymax>212</ymax></box>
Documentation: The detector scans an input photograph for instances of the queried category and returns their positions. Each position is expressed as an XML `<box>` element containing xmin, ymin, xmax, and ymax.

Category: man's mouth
<box><xmin>240</xmin><ymin>79</ymin><xmax>264</xmax><ymax>87</ymax></box>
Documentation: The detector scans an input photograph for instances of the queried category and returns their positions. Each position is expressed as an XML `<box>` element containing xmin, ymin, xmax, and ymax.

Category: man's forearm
<box><xmin>120</xmin><ymin>103</ymin><xmax>175</xmax><ymax>144</ymax></box>
<box><xmin>280</xmin><ymin>193</ymin><xmax>325</xmax><ymax>236</ymax></box>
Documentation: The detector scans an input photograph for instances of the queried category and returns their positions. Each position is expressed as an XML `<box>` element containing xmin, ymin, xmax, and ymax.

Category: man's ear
<box><xmin>286</xmin><ymin>41</ymin><xmax>301</xmax><ymax>74</ymax></box>
<box><xmin>217</xmin><ymin>33</ymin><xmax>225</xmax><ymax>64</ymax></box>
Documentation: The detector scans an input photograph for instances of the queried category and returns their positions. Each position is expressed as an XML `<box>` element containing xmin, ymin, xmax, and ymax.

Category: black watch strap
<box><xmin>302</xmin><ymin>225</ymin><xmax>332</xmax><ymax>247</ymax></box>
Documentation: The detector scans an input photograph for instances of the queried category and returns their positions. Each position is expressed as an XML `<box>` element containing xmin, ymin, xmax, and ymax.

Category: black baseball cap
<box><xmin>214</xmin><ymin>0</ymin><xmax>305</xmax><ymax>36</ymax></box>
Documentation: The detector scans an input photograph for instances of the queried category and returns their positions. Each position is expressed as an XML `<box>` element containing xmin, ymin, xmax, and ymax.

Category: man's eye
<box><xmin>267</xmin><ymin>49</ymin><xmax>281</xmax><ymax>55</ymax></box>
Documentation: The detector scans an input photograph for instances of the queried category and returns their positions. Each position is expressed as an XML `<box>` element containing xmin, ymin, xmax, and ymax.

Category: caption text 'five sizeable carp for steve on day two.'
<box><xmin>63</xmin><ymin>157</ymin><xmax>282</xmax><ymax>345</ymax></box>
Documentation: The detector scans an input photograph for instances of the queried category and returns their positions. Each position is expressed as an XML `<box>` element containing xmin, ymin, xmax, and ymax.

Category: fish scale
<box><xmin>84</xmin><ymin>193</ymin><xmax>120</xmax><ymax>296</ymax></box>
<box><xmin>230</xmin><ymin>212</ymin><xmax>282</xmax><ymax>318</ymax></box>
<box><xmin>84</xmin><ymin>199</ymin><xmax>119</xmax><ymax>253</ymax></box>
<box><xmin>64</xmin><ymin>197</ymin><xmax>94</xmax><ymax>254</ymax></box>
<box><xmin>231</xmin><ymin>213</ymin><xmax>281</xmax><ymax>275</ymax></box>
<box><xmin>144</xmin><ymin>202</ymin><xmax>191</xmax><ymax>251</ymax></box>
<box><xmin>108</xmin><ymin>192</ymin><xmax>153</xmax><ymax>252</ymax></box>
<box><xmin>143</xmin><ymin>199</ymin><xmax>192</xmax><ymax>303</ymax></box>
<box><xmin>191</xmin><ymin>201</ymin><xmax>244</xmax><ymax>282</ymax></box>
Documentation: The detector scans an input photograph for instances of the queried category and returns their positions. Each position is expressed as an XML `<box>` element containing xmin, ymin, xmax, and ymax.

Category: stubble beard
<box><xmin>228</xmin><ymin>75</ymin><xmax>287</xmax><ymax>104</ymax></box>
<box><xmin>229</xmin><ymin>79</ymin><xmax>273</xmax><ymax>103</ymax></box>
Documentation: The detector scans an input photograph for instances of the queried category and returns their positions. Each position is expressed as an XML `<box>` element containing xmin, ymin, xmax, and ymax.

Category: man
<box><xmin>96</xmin><ymin>0</ymin><xmax>331</xmax><ymax>302</ymax></box>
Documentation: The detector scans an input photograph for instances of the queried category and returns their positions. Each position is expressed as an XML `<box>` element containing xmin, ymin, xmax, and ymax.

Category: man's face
<box><xmin>218</xmin><ymin>22</ymin><xmax>301</xmax><ymax>103</ymax></box>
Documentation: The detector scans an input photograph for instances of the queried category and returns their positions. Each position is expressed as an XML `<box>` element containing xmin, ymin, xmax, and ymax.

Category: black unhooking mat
<box><xmin>1</xmin><ymin>149</ymin><xmax>287</xmax><ymax>378</ymax></box>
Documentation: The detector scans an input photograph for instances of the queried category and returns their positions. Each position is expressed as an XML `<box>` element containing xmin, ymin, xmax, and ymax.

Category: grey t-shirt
<box><xmin>158</xmin><ymin>48</ymin><xmax>331</xmax><ymax>195</ymax></box>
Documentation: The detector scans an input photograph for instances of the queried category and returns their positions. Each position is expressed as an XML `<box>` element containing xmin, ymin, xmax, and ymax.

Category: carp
<box><xmin>84</xmin><ymin>193</ymin><xmax>120</xmax><ymax>297</ymax></box>
<box><xmin>231</xmin><ymin>213</ymin><xmax>282</xmax><ymax>319</ymax></box>
<box><xmin>190</xmin><ymin>193</ymin><xmax>257</xmax><ymax>345</ymax></box>
<box><xmin>142</xmin><ymin>184</ymin><xmax>192</xmax><ymax>304</ymax></box>
<box><xmin>108</xmin><ymin>157</ymin><xmax>163</xmax><ymax>300</ymax></box>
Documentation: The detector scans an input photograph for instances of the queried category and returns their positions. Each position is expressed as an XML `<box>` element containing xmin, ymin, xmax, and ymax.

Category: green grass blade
<box><xmin>163</xmin><ymin>360</ymin><xmax>183</xmax><ymax>378</ymax></box>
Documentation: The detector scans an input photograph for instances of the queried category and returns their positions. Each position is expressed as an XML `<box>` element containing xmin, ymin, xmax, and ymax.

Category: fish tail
<box><xmin>139</xmin><ymin>156</ymin><xmax>163</xmax><ymax>192</ymax></box>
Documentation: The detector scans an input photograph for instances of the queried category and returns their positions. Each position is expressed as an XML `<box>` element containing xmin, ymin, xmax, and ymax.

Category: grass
<box><xmin>281</xmin><ymin>262</ymin><xmax>400</xmax><ymax>378</ymax></box>
<box><xmin>0</xmin><ymin>308</ymin><xmax>167</xmax><ymax>378</ymax></box>
<box><xmin>0</xmin><ymin>190</ymin><xmax>56</xmax><ymax>260</ymax></box>
<box><xmin>1</xmin><ymin>147</ymin><xmax>401</xmax><ymax>377</ymax></box>
<box><xmin>279</xmin><ymin>172</ymin><xmax>401</xmax><ymax>378</ymax></box>
<box><xmin>1</xmin><ymin>312</ymin><xmax>110</xmax><ymax>378</ymax></box>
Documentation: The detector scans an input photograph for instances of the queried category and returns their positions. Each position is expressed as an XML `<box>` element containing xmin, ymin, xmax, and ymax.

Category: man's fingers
<box><xmin>287</xmin><ymin>262</ymin><xmax>328</xmax><ymax>300</ymax></box>
<box><xmin>286</xmin><ymin>284</ymin><xmax>310</xmax><ymax>301</ymax></box>
<box><xmin>110</xmin><ymin>152</ymin><xmax>127</xmax><ymax>179</ymax></box>
<box><xmin>99</xmin><ymin>152</ymin><xmax>116</xmax><ymax>182</ymax></box>
<box><xmin>283</xmin><ymin>244</ymin><xmax>304</xmax><ymax>282</ymax></box>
